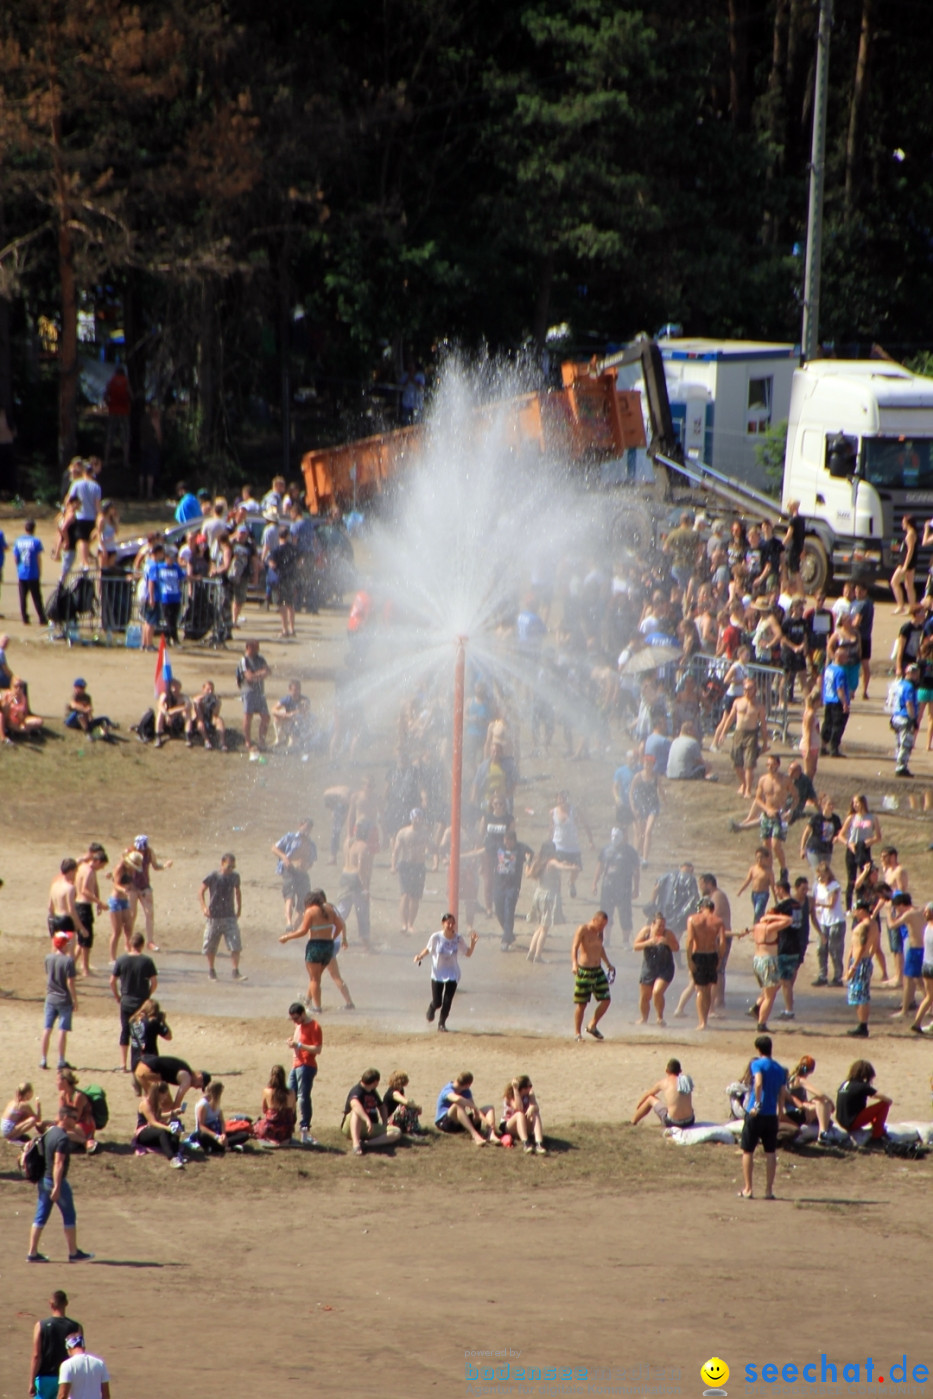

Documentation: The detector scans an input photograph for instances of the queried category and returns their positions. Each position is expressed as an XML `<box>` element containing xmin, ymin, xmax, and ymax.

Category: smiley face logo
<box><xmin>701</xmin><ymin>1357</ymin><xmax>729</xmax><ymax>1391</ymax></box>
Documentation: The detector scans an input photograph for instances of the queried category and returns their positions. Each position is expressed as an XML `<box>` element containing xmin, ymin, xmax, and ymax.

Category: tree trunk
<box><xmin>124</xmin><ymin>268</ymin><xmax>146</xmax><ymax>486</ymax></box>
<box><xmin>844</xmin><ymin>0</ymin><xmax>873</xmax><ymax>214</ymax></box>
<box><xmin>728</xmin><ymin>0</ymin><xmax>751</xmax><ymax>131</ymax></box>
<box><xmin>197</xmin><ymin>277</ymin><xmax>217</xmax><ymax>468</ymax></box>
<box><xmin>51</xmin><ymin>103</ymin><xmax>78</xmax><ymax>468</ymax></box>
<box><xmin>761</xmin><ymin>0</ymin><xmax>790</xmax><ymax>244</ymax></box>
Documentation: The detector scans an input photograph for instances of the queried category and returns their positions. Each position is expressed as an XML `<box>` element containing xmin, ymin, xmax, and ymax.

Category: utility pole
<box><xmin>801</xmin><ymin>0</ymin><xmax>833</xmax><ymax>363</ymax></box>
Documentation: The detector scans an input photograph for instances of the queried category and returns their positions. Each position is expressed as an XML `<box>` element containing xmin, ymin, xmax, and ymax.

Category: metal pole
<box><xmin>448</xmin><ymin>637</ymin><xmax>467</xmax><ymax>923</ymax></box>
<box><xmin>801</xmin><ymin>0</ymin><xmax>833</xmax><ymax>363</ymax></box>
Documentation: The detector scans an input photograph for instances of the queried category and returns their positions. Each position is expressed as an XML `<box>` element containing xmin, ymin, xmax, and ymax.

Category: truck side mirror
<box><xmin>826</xmin><ymin>433</ymin><xmax>857</xmax><ymax>478</ymax></box>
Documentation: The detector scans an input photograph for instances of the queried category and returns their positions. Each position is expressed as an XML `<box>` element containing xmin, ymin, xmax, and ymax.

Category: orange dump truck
<box><xmin>300</xmin><ymin>362</ymin><xmax>648</xmax><ymax>515</ymax></box>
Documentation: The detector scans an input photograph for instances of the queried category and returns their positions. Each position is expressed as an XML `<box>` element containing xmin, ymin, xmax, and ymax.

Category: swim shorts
<box><xmin>396</xmin><ymin>861</ymin><xmax>426</xmax><ymax>899</ymax></box>
<box><xmin>740</xmin><ymin>1111</ymin><xmax>779</xmax><ymax>1154</ymax></box>
<box><xmin>846</xmin><ymin>957</ymin><xmax>873</xmax><ymax>1006</ymax></box>
<box><xmin>47</xmin><ymin>914</ymin><xmax>75</xmax><ymax>938</ymax></box>
<box><xmin>904</xmin><ymin>945</ymin><xmax>924</xmax><ymax>980</ymax></box>
<box><xmin>752</xmin><ymin>954</ymin><xmax>780</xmax><ymax>988</ymax></box>
<box><xmin>304</xmin><ymin>938</ymin><xmax>334</xmax><ymax>967</ymax></box>
<box><xmin>75</xmin><ymin>902</ymin><xmax>94</xmax><ymax>949</ymax></box>
<box><xmin>652</xmin><ymin>1103</ymin><xmax>695</xmax><ymax>1129</ymax></box>
<box><xmin>574</xmin><ymin>964</ymin><xmax>610</xmax><ymax>1005</ymax></box>
<box><xmin>759</xmin><ymin>813</ymin><xmax>787</xmax><ymax>842</ymax></box>
<box><xmin>691</xmin><ymin>951</ymin><xmax>719</xmax><ymax>987</ymax></box>
<box><xmin>777</xmin><ymin>953</ymin><xmax>801</xmax><ymax>983</ymax></box>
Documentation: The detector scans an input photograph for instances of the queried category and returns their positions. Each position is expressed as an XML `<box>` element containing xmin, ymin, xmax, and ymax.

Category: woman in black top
<box><xmin>799</xmin><ymin>795</ymin><xmax>842</xmax><ymax>873</ymax></box>
<box><xmin>891</xmin><ymin>514</ymin><xmax>918</xmax><ymax>613</ymax></box>
<box><xmin>835</xmin><ymin>1060</ymin><xmax>891</xmax><ymax>1141</ymax></box>
<box><xmin>134</xmin><ymin>1081</ymin><xmax>185</xmax><ymax>1167</ymax></box>
<box><xmin>128</xmin><ymin>998</ymin><xmax>172</xmax><ymax>1070</ymax></box>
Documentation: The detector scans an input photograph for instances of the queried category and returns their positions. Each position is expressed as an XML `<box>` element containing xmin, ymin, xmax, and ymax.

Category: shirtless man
<box><xmin>683</xmin><ymin>900</ymin><xmax>726</xmax><ymax>1030</ymax></box>
<box><xmin>73</xmin><ymin>845</ymin><xmax>107</xmax><ymax>976</ymax></box>
<box><xmin>720</xmin><ymin>678</ymin><xmax>768</xmax><ymax>798</ymax></box>
<box><xmin>886</xmin><ymin>893</ymin><xmax>926</xmax><ymax>1022</ymax></box>
<box><xmin>631</xmin><ymin>1058</ymin><xmax>695</xmax><ymax>1128</ymax></box>
<box><xmin>736</xmin><ymin>846</ymin><xmax>776</xmax><ymax>923</ymax></box>
<box><xmin>47</xmin><ymin>859</ymin><xmax>89</xmax><ymax>946</ymax></box>
<box><xmin>736</xmin><ymin>908</ymin><xmax>791</xmax><ymax>1032</ymax></box>
<box><xmin>571</xmin><ymin>911</ymin><xmax>614</xmax><ymax>1042</ymax></box>
<box><xmin>879</xmin><ymin>846</ymin><xmax>910</xmax><ymax>987</ymax></box>
<box><xmin>392</xmin><ymin>807</ymin><xmax>436</xmax><ymax>936</ymax></box>
<box><xmin>844</xmin><ymin>900</ymin><xmax>881</xmax><ymax>1037</ymax></box>
<box><xmin>347</xmin><ymin>775</ymin><xmax>381</xmax><ymax>852</ymax></box>
<box><xmin>702</xmin><ymin>874</ymin><xmax>733</xmax><ymax>1015</ymax></box>
<box><xmin>336</xmin><ymin>821</ymin><xmax>375</xmax><ymax>950</ymax></box>
<box><xmin>734</xmin><ymin>754</ymin><xmax>793</xmax><ymax>878</ymax></box>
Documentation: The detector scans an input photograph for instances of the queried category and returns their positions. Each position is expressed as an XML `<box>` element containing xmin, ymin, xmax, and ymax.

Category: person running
<box><xmin>526</xmin><ymin>841</ymin><xmax>576</xmax><ymax>963</ymax></box>
<box><xmin>738</xmin><ymin>1034</ymin><xmax>788</xmax><ymax>1199</ymax></box>
<box><xmin>279</xmin><ymin>890</ymin><xmax>351</xmax><ymax>1013</ymax></box>
<box><xmin>414</xmin><ymin>913</ymin><xmax>477</xmax><ymax>1033</ymax></box>
<box><xmin>631</xmin><ymin>1058</ymin><xmax>695</xmax><ymax>1128</ymax></box>
<box><xmin>633</xmin><ymin>913</ymin><xmax>677</xmax><ymax>1027</ymax></box>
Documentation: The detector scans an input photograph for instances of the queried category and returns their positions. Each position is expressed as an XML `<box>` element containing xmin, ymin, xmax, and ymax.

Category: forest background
<box><xmin>0</xmin><ymin>0</ymin><xmax>928</xmax><ymax>485</ymax></box>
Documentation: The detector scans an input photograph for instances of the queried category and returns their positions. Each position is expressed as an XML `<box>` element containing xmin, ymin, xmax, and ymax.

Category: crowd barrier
<box><xmin>47</xmin><ymin>571</ymin><xmax>230</xmax><ymax>648</ymax></box>
<box><xmin>686</xmin><ymin>652</ymin><xmax>791</xmax><ymax>746</ymax></box>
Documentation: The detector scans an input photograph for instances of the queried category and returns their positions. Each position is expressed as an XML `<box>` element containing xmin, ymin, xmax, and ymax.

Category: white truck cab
<box><xmin>782</xmin><ymin>360</ymin><xmax>933</xmax><ymax>591</ymax></box>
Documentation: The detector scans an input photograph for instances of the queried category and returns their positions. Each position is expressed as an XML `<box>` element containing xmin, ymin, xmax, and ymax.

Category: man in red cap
<box><xmin>39</xmin><ymin>933</ymin><xmax>77</xmax><ymax>1071</ymax></box>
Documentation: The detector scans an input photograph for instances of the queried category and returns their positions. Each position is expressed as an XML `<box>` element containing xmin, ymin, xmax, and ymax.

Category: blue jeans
<box><xmin>34</xmin><ymin>1174</ymin><xmax>76</xmax><ymax>1228</ymax></box>
<box><xmin>288</xmin><ymin>1064</ymin><xmax>317</xmax><ymax>1130</ymax></box>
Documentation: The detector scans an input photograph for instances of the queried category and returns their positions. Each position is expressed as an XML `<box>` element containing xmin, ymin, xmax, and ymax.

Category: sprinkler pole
<box><xmin>448</xmin><ymin>636</ymin><xmax>467</xmax><ymax>923</ymax></box>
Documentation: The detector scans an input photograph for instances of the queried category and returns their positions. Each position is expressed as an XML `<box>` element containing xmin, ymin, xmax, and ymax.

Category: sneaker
<box><xmin>818</xmin><ymin>1131</ymin><xmax>833</xmax><ymax>1145</ymax></box>
<box><xmin>38</xmin><ymin>1057</ymin><xmax>47</xmax><ymax>1070</ymax></box>
<box><xmin>830</xmin><ymin>979</ymin><xmax>844</xmax><ymax>987</ymax></box>
<box><xmin>745</xmin><ymin>1005</ymin><xmax>759</xmax><ymax>1018</ymax></box>
<box><xmin>26</xmin><ymin>1253</ymin><xmax>50</xmax><ymax>1263</ymax></box>
<box><xmin>895</xmin><ymin>767</ymin><xmax>913</xmax><ymax>778</ymax></box>
<box><xmin>534</xmin><ymin>1143</ymin><xmax>548</xmax><ymax>1155</ymax></box>
<box><xmin>811</xmin><ymin>977</ymin><xmax>828</xmax><ymax>987</ymax></box>
<box><xmin>300</xmin><ymin>1131</ymin><xmax>318</xmax><ymax>1146</ymax></box>
<box><xmin>232</xmin><ymin>970</ymin><xmax>248</xmax><ymax>981</ymax></box>
<box><xmin>68</xmin><ymin>1249</ymin><xmax>95</xmax><ymax>1261</ymax></box>
<box><xmin>170</xmin><ymin>1156</ymin><xmax>185</xmax><ymax>1169</ymax></box>
<box><xmin>847</xmin><ymin>1023</ymin><xmax>869</xmax><ymax>1037</ymax></box>
<box><xmin>778</xmin><ymin>1010</ymin><xmax>795</xmax><ymax>1020</ymax></box>
<box><xmin>910</xmin><ymin>1023</ymin><xmax>924</xmax><ymax>1035</ymax></box>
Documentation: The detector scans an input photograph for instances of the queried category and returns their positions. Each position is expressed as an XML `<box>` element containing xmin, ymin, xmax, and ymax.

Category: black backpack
<box><xmin>133</xmin><ymin>708</ymin><xmax>157</xmax><ymax>743</ymax></box>
<box><xmin>20</xmin><ymin>1133</ymin><xmax>45</xmax><ymax>1183</ymax></box>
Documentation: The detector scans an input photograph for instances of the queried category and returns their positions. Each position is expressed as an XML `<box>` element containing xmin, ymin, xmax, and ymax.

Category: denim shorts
<box><xmin>43</xmin><ymin>1001</ymin><xmax>73</xmax><ymax>1032</ymax></box>
<box><xmin>33</xmin><ymin>1174</ymin><xmax>76</xmax><ymax>1228</ymax></box>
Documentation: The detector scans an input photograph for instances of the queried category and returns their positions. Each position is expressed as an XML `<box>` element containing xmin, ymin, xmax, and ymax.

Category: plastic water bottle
<box><xmin>125</xmin><ymin>623</ymin><xmax>142</xmax><ymax>649</ymax></box>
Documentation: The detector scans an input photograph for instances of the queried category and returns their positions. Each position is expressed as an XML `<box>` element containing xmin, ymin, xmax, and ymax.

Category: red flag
<box><xmin>154</xmin><ymin>635</ymin><xmax>172</xmax><ymax>697</ymax></box>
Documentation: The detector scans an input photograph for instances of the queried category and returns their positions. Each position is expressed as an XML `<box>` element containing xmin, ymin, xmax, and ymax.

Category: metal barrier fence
<box><xmin>687</xmin><ymin>652</ymin><xmax>791</xmax><ymax>747</ymax></box>
<box><xmin>47</xmin><ymin>571</ymin><xmax>230</xmax><ymax>648</ymax></box>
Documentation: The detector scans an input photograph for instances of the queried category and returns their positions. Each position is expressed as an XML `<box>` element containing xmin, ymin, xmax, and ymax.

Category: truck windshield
<box><xmin>862</xmin><ymin>437</ymin><xmax>933</xmax><ymax>490</ymax></box>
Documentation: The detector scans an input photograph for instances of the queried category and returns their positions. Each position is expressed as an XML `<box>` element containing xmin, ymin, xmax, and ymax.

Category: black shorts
<box><xmin>741</xmin><ymin>1112</ymin><xmax>779</xmax><ymax>1154</ymax></box>
<box><xmin>75</xmin><ymin>902</ymin><xmax>94</xmax><ymax>949</ymax></box>
<box><xmin>691</xmin><ymin>951</ymin><xmax>719</xmax><ymax>987</ymax></box>
<box><xmin>73</xmin><ymin>518</ymin><xmax>94</xmax><ymax>542</ymax></box>
<box><xmin>397</xmin><ymin>861</ymin><xmax>426</xmax><ymax>899</ymax></box>
<box><xmin>48</xmin><ymin>914</ymin><xmax>75</xmax><ymax>937</ymax></box>
<box><xmin>282</xmin><ymin>869</ymin><xmax>311</xmax><ymax>905</ymax></box>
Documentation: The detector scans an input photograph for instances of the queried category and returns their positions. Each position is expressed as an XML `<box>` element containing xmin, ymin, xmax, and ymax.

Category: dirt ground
<box><xmin>1</xmin><ymin>508</ymin><xmax>933</xmax><ymax>1397</ymax></box>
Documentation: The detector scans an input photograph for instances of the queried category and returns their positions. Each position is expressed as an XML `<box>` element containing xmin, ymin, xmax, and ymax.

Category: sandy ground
<box><xmin>1</xmin><ymin>509</ymin><xmax>933</xmax><ymax>1396</ymax></box>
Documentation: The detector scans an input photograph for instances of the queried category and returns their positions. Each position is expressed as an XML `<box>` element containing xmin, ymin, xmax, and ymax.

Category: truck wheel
<box><xmin>799</xmin><ymin>536</ymin><xmax>829</xmax><ymax>594</ymax></box>
<box><xmin>613</xmin><ymin>505</ymin><xmax>652</xmax><ymax>554</ymax></box>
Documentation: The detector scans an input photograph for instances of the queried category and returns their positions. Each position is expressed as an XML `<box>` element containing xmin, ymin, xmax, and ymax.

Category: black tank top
<box><xmin>38</xmin><ymin>1316</ymin><xmax>82</xmax><ymax>1377</ymax></box>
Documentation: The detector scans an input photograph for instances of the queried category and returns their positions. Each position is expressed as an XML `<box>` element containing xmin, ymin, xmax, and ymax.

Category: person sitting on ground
<box><xmin>342</xmin><ymin>1068</ymin><xmax>401</xmax><ymax>1155</ymax></box>
<box><xmin>500</xmin><ymin>1075</ymin><xmax>547</xmax><ymax>1153</ymax></box>
<box><xmin>253</xmin><ymin>1064</ymin><xmax>297</xmax><ymax>1147</ymax></box>
<box><xmin>665</xmin><ymin>721</ymin><xmax>714</xmax><ymax>781</ymax></box>
<box><xmin>383</xmin><ymin>1071</ymin><xmax>425</xmax><ymax>1135</ymax></box>
<box><xmin>56</xmin><ymin>1069</ymin><xmax>98</xmax><ymax>1155</ymax></box>
<box><xmin>631</xmin><ymin>1058</ymin><xmax>695</xmax><ymax>1129</ymax></box>
<box><xmin>782</xmin><ymin>1054</ymin><xmax>835</xmax><ymax>1143</ymax></box>
<box><xmin>133</xmin><ymin>1055</ymin><xmax>210</xmax><ymax>1112</ymax></box>
<box><xmin>154</xmin><ymin>676</ymin><xmax>192</xmax><ymax>749</ymax></box>
<box><xmin>434</xmin><ymin>1071</ymin><xmax>499</xmax><ymax>1147</ymax></box>
<box><xmin>191</xmin><ymin>679</ymin><xmax>227</xmax><ymax>751</ymax></box>
<box><xmin>134</xmin><ymin>1080</ymin><xmax>186</xmax><ymax>1169</ymax></box>
<box><xmin>835</xmin><ymin>1059</ymin><xmax>891</xmax><ymax>1143</ymax></box>
<box><xmin>271</xmin><ymin>679</ymin><xmax>314</xmax><ymax>749</ymax></box>
<box><xmin>193</xmin><ymin>1081</ymin><xmax>228</xmax><ymax>1155</ymax></box>
<box><xmin>128</xmin><ymin>998</ymin><xmax>172</xmax><ymax>1071</ymax></box>
<box><xmin>1</xmin><ymin>1081</ymin><xmax>43</xmax><ymax>1141</ymax></box>
<box><xmin>63</xmin><ymin>678</ymin><xmax>115</xmax><ymax>742</ymax></box>
<box><xmin>0</xmin><ymin>675</ymin><xmax>43</xmax><ymax>742</ymax></box>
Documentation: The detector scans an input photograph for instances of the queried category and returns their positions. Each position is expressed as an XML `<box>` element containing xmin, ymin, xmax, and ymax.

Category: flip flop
<box><xmin>586</xmin><ymin>1025</ymin><xmax>605</xmax><ymax>1041</ymax></box>
<box><xmin>736</xmin><ymin>1191</ymin><xmax>753</xmax><ymax>1200</ymax></box>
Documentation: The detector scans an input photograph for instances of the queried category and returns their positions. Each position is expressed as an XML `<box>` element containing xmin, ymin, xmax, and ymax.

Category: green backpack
<box><xmin>83</xmin><ymin>1084</ymin><xmax>109</xmax><ymax>1131</ymax></box>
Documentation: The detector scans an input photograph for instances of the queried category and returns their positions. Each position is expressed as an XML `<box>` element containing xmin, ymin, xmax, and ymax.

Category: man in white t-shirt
<box><xmin>413</xmin><ymin>913</ymin><xmax>477</xmax><ymax>1032</ymax></box>
<box><xmin>57</xmin><ymin>1332</ymin><xmax>110</xmax><ymax>1399</ymax></box>
<box><xmin>67</xmin><ymin>464</ymin><xmax>102</xmax><ymax>569</ymax></box>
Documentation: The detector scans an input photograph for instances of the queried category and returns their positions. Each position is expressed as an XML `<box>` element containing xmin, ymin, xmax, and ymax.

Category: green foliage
<box><xmin>754</xmin><ymin>419</ymin><xmax>789</xmax><ymax>494</ymax></box>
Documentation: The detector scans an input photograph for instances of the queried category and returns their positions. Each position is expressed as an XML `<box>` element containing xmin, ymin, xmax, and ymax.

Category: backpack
<box><xmin>46</xmin><ymin>583</ymin><xmax>77</xmax><ymax>625</ymax></box>
<box><xmin>133</xmin><ymin>708</ymin><xmax>157</xmax><ymax>742</ymax></box>
<box><xmin>20</xmin><ymin>1133</ymin><xmax>45</xmax><ymax>1183</ymax></box>
<box><xmin>83</xmin><ymin>1084</ymin><xmax>109</xmax><ymax>1131</ymax></box>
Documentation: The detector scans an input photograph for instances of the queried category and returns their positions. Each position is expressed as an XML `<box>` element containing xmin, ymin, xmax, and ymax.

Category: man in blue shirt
<box><xmin>891</xmin><ymin>663</ymin><xmax>918</xmax><ymax>777</ymax></box>
<box><xmin>14</xmin><ymin>519</ymin><xmax>46</xmax><ymax>624</ymax></box>
<box><xmin>174</xmin><ymin>482</ymin><xmax>202</xmax><ymax>524</ymax></box>
<box><xmin>739</xmin><ymin>1034</ymin><xmax>788</xmax><ymax>1199</ymax></box>
<box><xmin>820</xmin><ymin>658</ymin><xmax>850</xmax><ymax>757</ymax></box>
